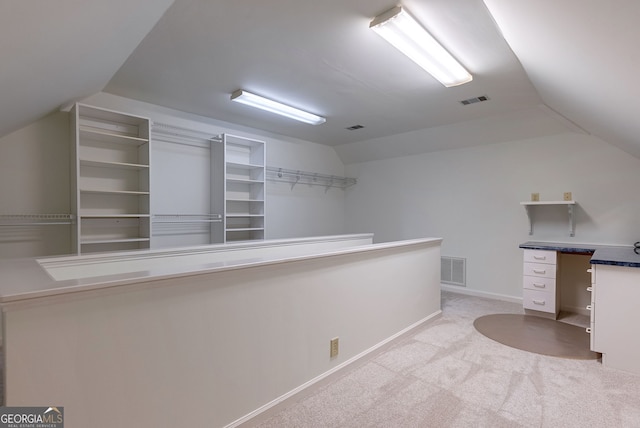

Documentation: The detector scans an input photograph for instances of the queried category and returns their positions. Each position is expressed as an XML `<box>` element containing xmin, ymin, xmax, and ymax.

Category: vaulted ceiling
<box><xmin>2</xmin><ymin>0</ymin><xmax>639</xmax><ymax>163</ymax></box>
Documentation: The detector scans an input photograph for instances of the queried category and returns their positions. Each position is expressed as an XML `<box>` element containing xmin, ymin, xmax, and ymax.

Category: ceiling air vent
<box><xmin>460</xmin><ymin>95</ymin><xmax>490</xmax><ymax>106</ymax></box>
<box><xmin>346</xmin><ymin>125</ymin><xmax>364</xmax><ymax>130</ymax></box>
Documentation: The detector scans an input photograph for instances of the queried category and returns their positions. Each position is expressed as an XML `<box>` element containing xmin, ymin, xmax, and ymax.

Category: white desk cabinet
<box><xmin>522</xmin><ymin>249</ymin><xmax>559</xmax><ymax>317</ymax></box>
<box><xmin>590</xmin><ymin>264</ymin><xmax>640</xmax><ymax>374</ymax></box>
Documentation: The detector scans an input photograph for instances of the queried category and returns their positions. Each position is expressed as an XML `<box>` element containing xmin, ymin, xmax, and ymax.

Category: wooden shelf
<box><xmin>80</xmin><ymin>159</ymin><xmax>149</xmax><ymax>170</ymax></box>
<box><xmin>81</xmin><ymin>237</ymin><xmax>150</xmax><ymax>245</ymax></box>
<box><xmin>79</xmin><ymin>128</ymin><xmax>149</xmax><ymax>146</ymax></box>
<box><xmin>80</xmin><ymin>189</ymin><xmax>150</xmax><ymax>196</ymax></box>
<box><xmin>520</xmin><ymin>200</ymin><xmax>576</xmax><ymax>206</ymax></box>
<box><xmin>226</xmin><ymin>161</ymin><xmax>264</xmax><ymax>170</ymax></box>
<box><xmin>521</xmin><ymin>200</ymin><xmax>577</xmax><ymax>237</ymax></box>
<box><xmin>79</xmin><ymin>214</ymin><xmax>151</xmax><ymax>219</ymax></box>
<box><xmin>226</xmin><ymin>177</ymin><xmax>263</xmax><ymax>184</ymax></box>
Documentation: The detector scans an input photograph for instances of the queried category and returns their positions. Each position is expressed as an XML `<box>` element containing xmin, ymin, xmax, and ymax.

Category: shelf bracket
<box><xmin>290</xmin><ymin>172</ymin><xmax>301</xmax><ymax>190</ymax></box>
<box><xmin>524</xmin><ymin>205</ymin><xmax>533</xmax><ymax>235</ymax></box>
<box><xmin>568</xmin><ymin>204</ymin><xmax>575</xmax><ymax>237</ymax></box>
<box><xmin>324</xmin><ymin>177</ymin><xmax>334</xmax><ymax>193</ymax></box>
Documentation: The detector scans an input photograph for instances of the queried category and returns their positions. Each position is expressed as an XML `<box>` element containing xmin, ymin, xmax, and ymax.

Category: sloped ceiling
<box><xmin>104</xmin><ymin>0</ymin><xmax>551</xmax><ymax>149</ymax></box>
<box><xmin>482</xmin><ymin>0</ymin><xmax>640</xmax><ymax>159</ymax></box>
<box><xmin>0</xmin><ymin>0</ymin><xmax>174</xmax><ymax>137</ymax></box>
<box><xmin>3</xmin><ymin>0</ymin><xmax>639</xmax><ymax>164</ymax></box>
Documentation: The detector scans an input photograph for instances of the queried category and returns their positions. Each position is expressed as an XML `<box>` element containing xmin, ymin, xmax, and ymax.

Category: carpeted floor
<box><xmin>246</xmin><ymin>291</ymin><xmax>640</xmax><ymax>427</ymax></box>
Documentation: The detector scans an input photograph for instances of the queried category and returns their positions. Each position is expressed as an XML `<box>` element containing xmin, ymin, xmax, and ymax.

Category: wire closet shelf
<box><xmin>0</xmin><ymin>214</ymin><xmax>75</xmax><ymax>226</ymax></box>
<box><xmin>266</xmin><ymin>167</ymin><xmax>356</xmax><ymax>191</ymax></box>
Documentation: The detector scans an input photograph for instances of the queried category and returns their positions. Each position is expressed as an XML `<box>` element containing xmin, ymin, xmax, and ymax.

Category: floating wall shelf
<box><xmin>520</xmin><ymin>200</ymin><xmax>576</xmax><ymax>237</ymax></box>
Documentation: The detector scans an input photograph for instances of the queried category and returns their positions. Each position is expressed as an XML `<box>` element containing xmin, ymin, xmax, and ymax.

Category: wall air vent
<box><xmin>441</xmin><ymin>256</ymin><xmax>466</xmax><ymax>286</ymax></box>
<box><xmin>346</xmin><ymin>125</ymin><xmax>364</xmax><ymax>130</ymax></box>
<box><xmin>460</xmin><ymin>95</ymin><xmax>490</xmax><ymax>106</ymax></box>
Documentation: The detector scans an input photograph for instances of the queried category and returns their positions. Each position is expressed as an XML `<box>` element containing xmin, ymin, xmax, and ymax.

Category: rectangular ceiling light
<box><xmin>230</xmin><ymin>90</ymin><xmax>326</xmax><ymax>125</ymax></box>
<box><xmin>370</xmin><ymin>6</ymin><xmax>472</xmax><ymax>87</ymax></box>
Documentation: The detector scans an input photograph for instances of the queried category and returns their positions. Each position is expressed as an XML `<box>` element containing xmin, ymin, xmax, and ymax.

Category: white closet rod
<box><xmin>266</xmin><ymin>167</ymin><xmax>357</xmax><ymax>190</ymax></box>
<box><xmin>0</xmin><ymin>214</ymin><xmax>75</xmax><ymax>226</ymax></box>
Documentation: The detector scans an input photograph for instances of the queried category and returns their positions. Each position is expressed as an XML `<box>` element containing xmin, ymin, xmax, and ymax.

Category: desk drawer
<box><xmin>523</xmin><ymin>275</ymin><xmax>555</xmax><ymax>292</ymax></box>
<box><xmin>523</xmin><ymin>249</ymin><xmax>557</xmax><ymax>264</ymax></box>
<box><xmin>523</xmin><ymin>288</ymin><xmax>556</xmax><ymax>313</ymax></box>
<box><xmin>523</xmin><ymin>262</ymin><xmax>556</xmax><ymax>278</ymax></box>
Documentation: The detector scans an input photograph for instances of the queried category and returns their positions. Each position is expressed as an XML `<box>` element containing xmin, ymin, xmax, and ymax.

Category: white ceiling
<box><xmin>2</xmin><ymin>0</ymin><xmax>639</xmax><ymax>162</ymax></box>
<box><xmin>0</xmin><ymin>0</ymin><xmax>173</xmax><ymax>137</ymax></box>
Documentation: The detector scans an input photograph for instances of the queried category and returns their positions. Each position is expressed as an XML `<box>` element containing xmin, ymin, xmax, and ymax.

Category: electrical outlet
<box><xmin>330</xmin><ymin>337</ymin><xmax>339</xmax><ymax>358</ymax></box>
<box><xmin>564</xmin><ymin>192</ymin><xmax>572</xmax><ymax>201</ymax></box>
<box><xmin>531</xmin><ymin>193</ymin><xmax>539</xmax><ymax>202</ymax></box>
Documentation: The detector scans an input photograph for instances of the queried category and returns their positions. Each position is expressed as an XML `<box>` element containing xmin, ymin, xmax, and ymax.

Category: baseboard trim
<box><xmin>226</xmin><ymin>310</ymin><xmax>442</xmax><ymax>428</ymax></box>
<box><xmin>441</xmin><ymin>284</ymin><xmax>523</xmax><ymax>304</ymax></box>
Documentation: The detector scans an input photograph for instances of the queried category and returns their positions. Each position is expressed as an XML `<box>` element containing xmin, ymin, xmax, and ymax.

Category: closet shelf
<box><xmin>79</xmin><ymin>127</ymin><xmax>149</xmax><ymax>146</ymax></box>
<box><xmin>227</xmin><ymin>161</ymin><xmax>264</xmax><ymax>170</ymax></box>
<box><xmin>0</xmin><ymin>214</ymin><xmax>75</xmax><ymax>226</ymax></box>
<box><xmin>80</xmin><ymin>189</ymin><xmax>150</xmax><ymax>196</ymax></box>
<box><xmin>80</xmin><ymin>159</ymin><xmax>149</xmax><ymax>170</ymax></box>
<box><xmin>79</xmin><ymin>214</ymin><xmax>151</xmax><ymax>218</ymax></box>
<box><xmin>152</xmin><ymin>214</ymin><xmax>222</xmax><ymax>223</ymax></box>
<box><xmin>81</xmin><ymin>237</ymin><xmax>150</xmax><ymax>245</ymax></box>
<box><xmin>226</xmin><ymin>214</ymin><xmax>263</xmax><ymax>218</ymax></box>
<box><xmin>226</xmin><ymin>198</ymin><xmax>265</xmax><ymax>203</ymax></box>
<box><xmin>266</xmin><ymin>167</ymin><xmax>356</xmax><ymax>190</ymax></box>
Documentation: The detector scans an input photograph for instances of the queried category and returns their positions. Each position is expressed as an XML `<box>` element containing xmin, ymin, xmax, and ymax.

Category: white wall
<box><xmin>344</xmin><ymin>132</ymin><xmax>640</xmax><ymax>299</ymax></box>
<box><xmin>4</xmin><ymin>239</ymin><xmax>441</xmax><ymax>428</ymax></box>
<box><xmin>0</xmin><ymin>112</ymin><xmax>71</xmax><ymax>257</ymax></box>
<box><xmin>0</xmin><ymin>94</ymin><xmax>347</xmax><ymax>258</ymax></box>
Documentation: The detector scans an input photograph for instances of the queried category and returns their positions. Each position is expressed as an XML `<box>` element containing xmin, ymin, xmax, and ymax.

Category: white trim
<box><xmin>225</xmin><ymin>310</ymin><xmax>442</xmax><ymax>428</ymax></box>
<box><xmin>441</xmin><ymin>283</ymin><xmax>523</xmax><ymax>304</ymax></box>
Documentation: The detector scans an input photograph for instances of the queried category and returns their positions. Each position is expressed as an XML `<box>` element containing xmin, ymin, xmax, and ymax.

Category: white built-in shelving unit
<box><xmin>219</xmin><ymin>134</ymin><xmax>266</xmax><ymax>242</ymax></box>
<box><xmin>71</xmin><ymin>103</ymin><xmax>151</xmax><ymax>254</ymax></box>
<box><xmin>66</xmin><ymin>108</ymin><xmax>269</xmax><ymax>255</ymax></box>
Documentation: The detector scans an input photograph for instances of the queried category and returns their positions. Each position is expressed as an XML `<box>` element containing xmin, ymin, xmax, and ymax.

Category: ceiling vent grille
<box><xmin>460</xmin><ymin>95</ymin><xmax>490</xmax><ymax>106</ymax></box>
<box><xmin>441</xmin><ymin>256</ymin><xmax>466</xmax><ymax>286</ymax></box>
<box><xmin>346</xmin><ymin>124</ymin><xmax>364</xmax><ymax>130</ymax></box>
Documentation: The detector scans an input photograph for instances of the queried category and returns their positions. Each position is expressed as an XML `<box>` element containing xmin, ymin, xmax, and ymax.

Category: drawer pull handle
<box><xmin>586</xmin><ymin>327</ymin><xmax>592</xmax><ymax>334</ymax></box>
<box><xmin>586</xmin><ymin>305</ymin><xmax>592</xmax><ymax>311</ymax></box>
<box><xmin>533</xmin><ymin>256</ymin><xmax>546</xmax><ymax>260</ymax></box>
<box><xmin>533</xmin><ymin>300</ymin><xmax>546</xmax><ymax>306</ymax></box>
<box><xmin>587</xmin><ymin>287</ymin><xmax>593</xmax><ymax>292</ymax></box>
<box><xmin>533</xmin><ymin>269</ymin><xmax>546</xmax><ymax>274</ymax></box>
<box><xmin>533</xmin><ymin>283</ymin><xmax>546</xmax><ymax>288</ymax></box>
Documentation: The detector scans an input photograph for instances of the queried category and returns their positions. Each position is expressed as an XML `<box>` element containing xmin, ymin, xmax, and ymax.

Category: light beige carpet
<box><xmin>473</xmin><ymin>313</ymin><xmax>599</xmax><ymax>359</ymax></box>
<box><xmin>246</xmin><ymin>291</ymin><xmax>640</xmax><ymax>427</ymax></box>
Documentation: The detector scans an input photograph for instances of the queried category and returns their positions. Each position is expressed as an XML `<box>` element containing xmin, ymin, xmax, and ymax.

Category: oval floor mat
<box><xmin>474</xmin><ymin>314</ymin><xmax>599</xmax><ymax>359</ymax></box>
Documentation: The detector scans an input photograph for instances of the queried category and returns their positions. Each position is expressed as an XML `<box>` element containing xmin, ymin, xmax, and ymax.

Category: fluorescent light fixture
<box><xmin>370</xmin><ymin>6</ymin><xmax>472</xmax><ymax>87</ymax></box>
<box><xmin>230</xmin><ymin>90</ymin><xmax>326</xmax><ymax>125</ymax></box>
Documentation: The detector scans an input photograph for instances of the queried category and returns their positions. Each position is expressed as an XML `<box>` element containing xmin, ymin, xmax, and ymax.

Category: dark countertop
<box><xmin>520</xmin><ymin>241</ymin><xmax>640</xmax><ymax>268</ymax></box>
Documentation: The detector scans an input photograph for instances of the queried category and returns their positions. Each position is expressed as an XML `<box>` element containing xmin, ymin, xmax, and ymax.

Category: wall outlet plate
<box><xmin>330</xmin><ymin>337</ymin><xmax>339</xmax><ymax>358</ymax></box>
<box><xmin>564</xmin><ymin>192</ymin><xmax>572</xmax><ymax>201</ymax></box>
<box><xmin>531</xmin><ymin>193</ymin><xmax>539</xmax><ymax>201</ymax></box>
